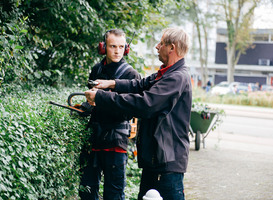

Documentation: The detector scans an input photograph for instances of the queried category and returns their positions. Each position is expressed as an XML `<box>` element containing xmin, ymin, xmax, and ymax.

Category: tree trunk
<box><xmin>203</xmin><ymin>24</ymin><xmax>208</xmax><ymax>85</ymax></box>
<box><xmin>151</xmin><ymin>32</ymin><xmax>156</xmax><ymax>72</ymax></box>
<box><xmin>223</xmin><ymin>0</ymin><xmax>258</xmax><ymax>84</ymax></box>
<box><xmin>196</xmin><ymin>23</ymin><xmax>205</xmax><ymax>87</ymax></box>
<box><xmin>227</xmin><ymin>46</ymin><xmax>235</xmax><ymax>83</ymax></box>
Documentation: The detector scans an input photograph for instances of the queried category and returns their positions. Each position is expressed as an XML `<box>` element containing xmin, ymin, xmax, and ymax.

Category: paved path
<box><xmin>184</xmin><ymin>129</ymin><xmax>273</xmax><ymax>200</ymax></box>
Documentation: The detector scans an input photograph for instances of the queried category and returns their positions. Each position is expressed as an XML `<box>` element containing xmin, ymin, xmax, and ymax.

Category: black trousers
<box><xmin>79</xmin><ymin>150</ymin><xmax>127</xmax><ymax>200</ymax></box>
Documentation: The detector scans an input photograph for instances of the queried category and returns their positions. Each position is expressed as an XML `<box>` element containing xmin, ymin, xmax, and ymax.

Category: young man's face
<box><xmin>156</xmin><ymin>34</ymin><xmax>171</xmax><ymax>66</ymax></box>
<box><xmin>105</xmin><ymin>34</ymin><xmax>126</xmax><ymax>64</ymax></box>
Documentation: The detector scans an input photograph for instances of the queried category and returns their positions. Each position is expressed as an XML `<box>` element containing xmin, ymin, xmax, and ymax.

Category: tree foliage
<box><xmin>217</xmin><ymin>0</ymin><xmax>260</xmax><ymax>83</ymax></box>
<box><xmin>0</xmin><ymin>0</ymin><xmax>167</xmax><ymax>87</ymax></box>
<box><xmin>183</xmin><ymin>0</ymin><xmax>218</xmax><ymax>86</ymax></box>
<box><xmin>162</xmin><ymin>0</ymin><xmax>218</xmax><ymax>86</ymax></box>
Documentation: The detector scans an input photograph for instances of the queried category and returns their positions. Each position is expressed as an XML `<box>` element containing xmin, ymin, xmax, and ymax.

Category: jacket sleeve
<box><xmin>114</xmin><ymin>73</ymin><xmax>157</xmax><ymax>94</ymax></box>
<box><xmin>95</xmin><ymin>71</ymin><xmax>189</xmax><ymax>119</ymax></box>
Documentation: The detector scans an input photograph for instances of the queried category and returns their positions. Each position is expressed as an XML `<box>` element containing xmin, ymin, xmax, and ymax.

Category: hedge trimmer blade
<box><xmin>49</xmin><ymin>101</ymin><xmax>85</xmax><ymax>113</ymax></box>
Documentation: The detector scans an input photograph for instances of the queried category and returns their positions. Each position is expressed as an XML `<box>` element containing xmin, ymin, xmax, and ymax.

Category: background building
<box><xmin>207</xmin><ymin>28</ymin><xmax>273</xmax><ymax>85</ymax></box>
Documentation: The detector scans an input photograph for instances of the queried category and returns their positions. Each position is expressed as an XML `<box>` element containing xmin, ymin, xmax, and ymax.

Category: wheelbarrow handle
<box><xmin>67</xmin><ymin>92</ymin><xmax>85</xmax><ymax>106</ymax></box>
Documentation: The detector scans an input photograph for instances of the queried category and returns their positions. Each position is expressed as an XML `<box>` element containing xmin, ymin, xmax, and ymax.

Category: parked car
<box><xmin>211</xmin><ymin>82</ymin><xmax>264</xmax><ymax>95</ymax></box>
<box><xmin>261</xmin><ymin>84</ymin><xmax>273</xmax><ymax>92</ymax></box>
<box><xmin>248</xmin><ymin>83</ymin><xmax>259</xmax><ymax>92</ymax></box>
<box><xmin>210</xmin><ymin>81</ymin><xmax>238</xmax><ymax>95</ymax></box>
<box><xmin>236</xmin><ymin>82</ymin><xmax>249</xmax><ymax>93</ymax></box>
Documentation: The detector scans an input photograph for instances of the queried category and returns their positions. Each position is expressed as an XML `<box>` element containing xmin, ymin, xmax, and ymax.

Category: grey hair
<box><xmin>162</xmin><ymin>27</ymin><xmax>190</xmax><ymax>57</ymax></box>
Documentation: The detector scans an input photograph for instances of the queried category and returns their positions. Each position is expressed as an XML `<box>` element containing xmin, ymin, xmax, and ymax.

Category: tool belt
<box><xmin>91</xmin><ymin>121</ymin><xmax>131</xmax><ymax>149</ymax></box>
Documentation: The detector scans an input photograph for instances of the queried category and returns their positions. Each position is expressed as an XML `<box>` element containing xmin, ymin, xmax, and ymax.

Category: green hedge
<box><xmin>0</xmin><ymin>85</ymin><xmax>90</xmax><ymax>199</ymax></box>
<box><xmin>0</xmin><ymin>85</ymin><xmax>141</xmax><ymax>199</ymax></box>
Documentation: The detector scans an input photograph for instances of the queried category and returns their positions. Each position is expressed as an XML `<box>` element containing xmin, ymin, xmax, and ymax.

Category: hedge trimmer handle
<box><xmin>67</xmin><ymin>92</ymin><xmax>85</xmax><ymax>106</ymax></box>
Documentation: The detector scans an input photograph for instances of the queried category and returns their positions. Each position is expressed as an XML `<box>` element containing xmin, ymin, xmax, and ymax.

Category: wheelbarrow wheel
<box><xmin>195</xmin><ymin>131</ymin><xmax>201</xmax><ymax>151</ymax></box>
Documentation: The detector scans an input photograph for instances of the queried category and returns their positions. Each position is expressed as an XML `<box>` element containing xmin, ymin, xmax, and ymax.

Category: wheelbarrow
<box><xmin>189</xmin><ymin>110</ymin><xmax>219</xmax><ymax>151</ymax></box>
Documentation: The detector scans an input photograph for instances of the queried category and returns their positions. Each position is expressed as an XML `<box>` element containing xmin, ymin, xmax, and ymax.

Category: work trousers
<box><xmin>138</xmin><ymin>169</ymin><xmax>185</xmax><ymax>200</ymax></box>
<box><xmin>79</xmin><ymin>151</ymin><xmax>127</xmax><ymax>200</ymax></box>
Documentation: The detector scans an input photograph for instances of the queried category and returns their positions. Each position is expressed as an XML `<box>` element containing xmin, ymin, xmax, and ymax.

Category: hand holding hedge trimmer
<box><xmin>49</xmin><ymin>80</ymin><xmax>99</xmax><ymax>117</ymax></box>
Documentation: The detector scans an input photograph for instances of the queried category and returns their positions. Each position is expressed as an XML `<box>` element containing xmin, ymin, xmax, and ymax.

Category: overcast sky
<box><xmin>253</xmin><ymin>3</ymin><xmax>273</xmax><ymax>29</ymax></box>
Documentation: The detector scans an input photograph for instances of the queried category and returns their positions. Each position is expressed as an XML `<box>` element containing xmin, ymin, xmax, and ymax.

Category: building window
<box><xmin>254</xmin><ymin>34</ymin><xmax>270</xmax><ymax>42</ymax></box>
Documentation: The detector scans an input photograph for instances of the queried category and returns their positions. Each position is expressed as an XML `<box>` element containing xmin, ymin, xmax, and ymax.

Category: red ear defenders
<box><xmin>98</xmin><ymin>31</ymin><xmax>130</xmax><ymax>56</ymax></box>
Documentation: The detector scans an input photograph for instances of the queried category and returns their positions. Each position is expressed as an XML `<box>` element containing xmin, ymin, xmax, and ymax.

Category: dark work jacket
<box><xmin>95</xmin><ymin>58</ymin><xmax>192</xmax><ymax>173</ymax></box>
<box><xmin>88</xmin><ymin>57</ymin><xmax>141</xmax><ymax>150</ymax></box>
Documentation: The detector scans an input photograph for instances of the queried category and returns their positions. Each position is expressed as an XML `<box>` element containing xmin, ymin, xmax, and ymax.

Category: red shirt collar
<box><xmin>155</xmin><ymin>64</ymin><xmax>173</xmax><ymax>80</ymax></box>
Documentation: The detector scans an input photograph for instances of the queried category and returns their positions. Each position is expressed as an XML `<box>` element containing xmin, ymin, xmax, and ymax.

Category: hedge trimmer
<box><xmin>48</xmin><ymin>80</ymin><xmax>98</xmax><ymax>117</ymax></box>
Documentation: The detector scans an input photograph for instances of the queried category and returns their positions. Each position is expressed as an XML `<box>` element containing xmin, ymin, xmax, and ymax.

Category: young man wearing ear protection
<box><xmin>79</xmin><ymin>29</ymin><xmax>141</xmax><ymax>200</ymax></box>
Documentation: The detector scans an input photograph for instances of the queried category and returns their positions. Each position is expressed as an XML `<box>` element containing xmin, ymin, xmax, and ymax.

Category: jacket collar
<box><xmin>161</xmin><ymin>58</ymin><xmax>186</xmax><ymax>75</ymax></box>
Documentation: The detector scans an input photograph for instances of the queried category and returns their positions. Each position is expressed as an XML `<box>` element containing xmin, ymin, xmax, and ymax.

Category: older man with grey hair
<box><xmin>85</xmin><ymin>27</ymin><xmax>192</xmax><ymax>200</ymax></box>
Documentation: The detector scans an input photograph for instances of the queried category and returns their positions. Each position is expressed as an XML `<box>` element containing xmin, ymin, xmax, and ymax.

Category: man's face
<box><xmin>105</xmin><ymin>34</ymin><xmax>126</xmax><ymax>64</ymax></box>
<box><xmin>156</xmin><ymin>34</ymin><xmax>170</xmax><ymax>65</ymax></box>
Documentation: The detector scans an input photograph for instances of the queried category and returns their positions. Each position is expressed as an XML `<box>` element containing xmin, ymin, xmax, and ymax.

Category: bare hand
<box><xmin>85</xmin><ymin>88</ymin><xmax>98</xmax><ymax>106</ymax></box>
<box><xmin>94</xmin><ymin>80</ymin><xmax>116</xmax><ymax>89</ymax></box>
